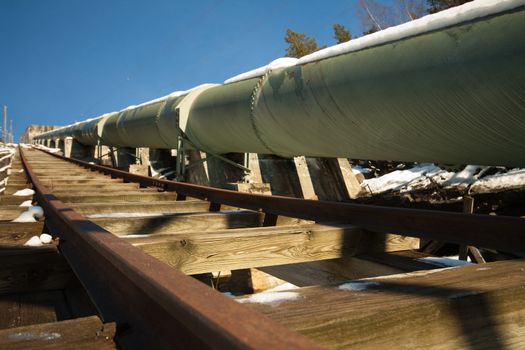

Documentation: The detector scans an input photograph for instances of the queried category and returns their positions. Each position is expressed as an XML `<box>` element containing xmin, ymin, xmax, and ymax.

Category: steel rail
<box><xmin>38</xmin><ymin>148</ymin><xmax>525</xmax><ymax>253</ymax></box>
<box><xmin>19</xmin><ymin>147</ymin><xmax>321</xmax><ymax>350</ymax></box>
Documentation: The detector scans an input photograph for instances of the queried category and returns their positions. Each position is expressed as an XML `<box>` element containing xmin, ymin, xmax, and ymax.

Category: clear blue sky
<box><xmin>0</xmin><ymin>0</ymin><xmax>367</xmax><ymax>140</ymax></box>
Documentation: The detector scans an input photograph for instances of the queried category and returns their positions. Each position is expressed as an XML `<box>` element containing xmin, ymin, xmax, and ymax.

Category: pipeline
<box><xmin>33</xmin><ymin>0</ymin><xmax>525</xmax><ymax>167</ymax></box>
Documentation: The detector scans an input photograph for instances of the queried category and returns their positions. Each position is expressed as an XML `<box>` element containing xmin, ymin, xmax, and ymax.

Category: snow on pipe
<box><xmin>33</xmin><ymin>0</ymin><xmax>525</xmax><ymax>167</ymax></box>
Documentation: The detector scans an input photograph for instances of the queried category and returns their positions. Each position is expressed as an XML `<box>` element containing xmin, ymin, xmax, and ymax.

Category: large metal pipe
<box><xmin>186</xmin><ymin>4</ymin><xmax>525</xmax><ymax>166</ymax></box>
<box><xmin>33</xmin><ymin>0</ymin><xmax>525</xmax><ymax>167</ymax></box>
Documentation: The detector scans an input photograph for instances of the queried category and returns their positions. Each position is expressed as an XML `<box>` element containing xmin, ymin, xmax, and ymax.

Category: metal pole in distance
<box><xmin>3</xmin><ymin>106</ymin><xmax>6</xmax><ymax>144</ymax></box>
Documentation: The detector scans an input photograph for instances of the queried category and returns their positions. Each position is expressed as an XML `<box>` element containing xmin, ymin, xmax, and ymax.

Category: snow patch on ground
<box><xmin>0</xmin><ymin>165</ymin><xmax>11</xmax><ymax>172</ymax></box>
<box><xmin>351</xmin><ymin>165</ymin><xmax>373</xmax><ymax>175</ymax></box>
<box><xmin>264</xmin><ymin>282</ymin><xmax>299</xmax><ymax>292</ymax></box>
<box><xmin>23</xmin><ymin>233</ymin><xmax>53</xmax><ymax>246</ymax></box>
<box><xmin>13</xmin><ymin>188</ymin><xmax>35</xmax><ymax>196</ymax></box>
<box><xmin>476</xmin><ymin>267</ymin><xmax>492</xmax><ymax>271</ymax></box>
<box><xmin>236</xmin><ymin>291</ymin><xmax>303</xmax><ymax>306</ymax></box>
<box><xmin>24</xmin><ymin>236</ymin><xmax>43</xmax><ymax>246</ymax></box>
<box><xmin>121</xmin><ymin>234</ymin><xmax>153</xmax><ymax>239</ymax></box>
<box><xmin>362</xmin><ymin>164</ymin><xmax>450</xmax><ymax>194</ymax></box>
<box><xmin>470</xmin><ymin>168</ymin><xmax>525</xmax><ymax>193</ymax></box>
<box><xmin>417</xmin><ymin>256</ymin><xmax>473</xmax><ymax>267</ymax></box>
<box><xmin>0</xmin><ymin>153</ymin><xmax>14</xmax><ymax>162</ymax></box>
<box><xmin>33</xmin><ymin>144</ymin><xmax>61</xmax><ymax>153</ymax></box>
<box><xmin>8</xmin><ymin>332</ymin><xmax>61</xmax><ymax>341</ymax></box>
<box><xmin>443</xmin><ymin>165</ymin><xmax>485</xmax><ymax>189</ymax></box>
<box><xmin>40</xmin><ymin>233</ymin><xmax>53</xmax><ymax>244</ymax></box>
<box><xmin>12</xmin><ymin>206</ymin><xmax>44</xmax><ymax>223</ymax></box>
<box><xmin>360</xmin><ymin>163</ymin><xmax>525</xmax><ymax>195</ymax></box>
<box><xmin>339</xmin><ymin>281</ymin><xmax>381</xmax><ymax>291</ymax></box>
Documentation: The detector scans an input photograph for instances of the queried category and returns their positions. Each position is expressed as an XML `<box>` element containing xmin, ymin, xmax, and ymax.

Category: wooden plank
<box><xmin>40</xmin><ymin>183</ymin><xmax>142</xmax><ymax>192</ymax></box>
<box><xmin>259</xmin><ymin>257</ymin><xmax>405</xmax><ymax>287</ymax></box>
<box><xmin>57</xmin><ymin>192</ymin><xmax>179</xmax><ymax>203</ymax></box>
<box><xmin>0</xmin><ymin>295</ymin><xmax>21</xmax><ymax>329</ymax></box>
<box><xmin>18</xmin><ymin>290</ymin><xmax>68</xmax><ymax>326</ymax></box>
<box><xmin>0</xmin><ymin>316</ymin><xmax>116</xmax><ymax>349</ymax></box>
<box><xmin>0</xmin><ymin>195</ymin><xmax>35</xmax><ymax>205</ymax></box>
<box><xmin>0</xmin><ymin>205</ymin><xmax>26</xmax><ymax>220</ymax></box>
<box><xmin>37</xmin><ymin>179</ymin><xmax>123</xmax><ymax>185</ymax></box>
<box><xmin>62</xmin><ymin>279</ymin><xmax>99</xmax><ymax>319</ymax></box>
<box><xmin>0</xmin><ymin>246</ymin><xmax>73</xmax><ymax>295</ymax></box>
<box><xmin>355</xmin><ymin>231</ymin><xmax>420</xmax><ymax>253</ymax></box>
<box><xmin>92</xmin><ymin>210</ymin><xmax>274</xmax><ymax>235</ymax></box>
<box><xmin>0</xmin><ymin>222</ymin><xmax>44</xmax><ymax>240</ymax></box>
<box><xmin>51</xmin><ymin>188</ymin><xmax>160</xmax><ymax>196</ymax></box>
<box><xmin>69</xmin><ymin>200</ymin><xmax>236</xmax><ymax>216</ymax></box>
<box><xmin>128</xmin><ymin>224</ymin><xmax>364</xmax><ymax>274</ymax></box>
<box><xmin>259</xmin><ymin>251</ymin><xmax>435</xmax><ymax>287</ymax></box>
<box><xmin>357</xmin><ymin>250</ymin><xmax>439</xmax><ymax>271</ymax></box>
<box><xmin>242</xmin><ymin>260</ymin><xmax>525</xmax><ymax>349</ymax></box>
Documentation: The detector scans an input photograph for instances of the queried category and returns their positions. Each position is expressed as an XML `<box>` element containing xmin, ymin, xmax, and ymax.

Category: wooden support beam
<box><xmin>0</xmin><ymin>290</ymin><xmax>68</xmax><ymax>329</ymax></box>
<box><xmin>0</xmin><ymin>205</ymin><xmax>27</xmax><ymax>220</ymax></box>
<box><xmin>92</xmin><ymin>210</ymin><xmax>304</xmax><ymax>236</ymax></box>
<box><xmin>259</xmin><ymin>250</ymin><xmax>436</xmax><ymax>287</ymax></box>
<box><xmin>51</xmin><ymin>188</ymin><xmax>159</xmax><ymax>196</ymax></box>
<box><xmin>0</xmin><ymin>195</ymin><xmax>35</xmax><ymax>206</ymax></box>
<box><xmin>0</xmin><ymin>222</ymin><xmax>44</xmax><ymax>241</ymax></box>
<box><xmin>128</xmin><ymin>224</ymin><xmax>364</xmax><ymax>274</ymax></box>
<box><xmin>37</xmin><ymin>183</ymin><xmax>142</xmax><ymax>192</ymax></box>
<box><xmin>36</xmin><ymin>179</ymin><xmax>123</xmax><ymax>185</ymax></box>
<box><xmin>459</xmin><ymin>196</ymin><xmax>475</xmax><ymax>260</ymax></box>
<box><xmin>69</xmin><ymin>200</ymin><xmax>235</xmax><ymax>216</ymax></box>
<box><xmin>56</xmin><ymin>192</ymin><xmax>179</xmax><ymax>203</ymax></box>
<box><xmin>242</xmin><ymin>260</ymin><xmax>525</xmax><ymax>349</ymax></box>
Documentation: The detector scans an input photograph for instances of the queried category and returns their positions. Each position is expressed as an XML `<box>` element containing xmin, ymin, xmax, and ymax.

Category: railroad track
<box><xmin>0</xmin><ymin>146</ymin><xmax>524</xmax><ymax>349</ymax></box>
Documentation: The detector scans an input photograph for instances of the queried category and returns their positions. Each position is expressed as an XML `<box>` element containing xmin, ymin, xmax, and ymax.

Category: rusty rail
<box><xmin>19</xmin><ymin>148</ymin><xmax>321</xmax><ymax>349</ymax></box>
<box><xmin>40</xmin><ymin>148</ymin><xmax>525</xmax><ymax>253</ymax></box>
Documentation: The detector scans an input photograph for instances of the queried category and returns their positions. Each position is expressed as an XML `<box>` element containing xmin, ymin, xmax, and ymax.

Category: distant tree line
<box><xmin>284</xmin><ymin>0</ymin><xmax>472</xmax><ymax>58</ymax></box>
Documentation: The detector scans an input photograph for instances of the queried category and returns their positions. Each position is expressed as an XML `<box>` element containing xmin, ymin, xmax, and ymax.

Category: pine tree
<box><xmin>333</xmin><ymin>24</ymin><xmax>352</xmax><ymax>44</ymax></box>
<box><xmin>362</xmin><ymin>25</ymin><xmax>380</xmax><ymax>36</ymax></box>
<box><xmin>284</xmin><ymin>29</ymin><xmax>320</xmax><ymax>58</ymax></box>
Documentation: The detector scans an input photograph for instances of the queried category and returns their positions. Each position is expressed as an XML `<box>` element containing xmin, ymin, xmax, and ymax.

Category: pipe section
<box><xmin>33</xmin><ymin>1</ymin><xmax>525</xmax><ymax>167</ymax></box>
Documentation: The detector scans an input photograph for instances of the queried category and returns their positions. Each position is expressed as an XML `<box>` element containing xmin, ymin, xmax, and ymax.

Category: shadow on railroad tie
<box><xmin>367</xmin><ymin>280</ymin><xmax>507</xmax><ymax>350</ymax></box>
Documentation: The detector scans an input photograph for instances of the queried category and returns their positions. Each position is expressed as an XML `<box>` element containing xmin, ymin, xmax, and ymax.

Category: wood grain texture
<box><xmin>0</xmin><ymin>222</ymin><xmax>44</xmax><ymax>239</ymax></box>
<box><xmin>0</xmin><ymin>195</ymin><xmax>35</xmax><ymax>205</ymax></box>
<box><xmin>355</xmin><ymin>231</ymin><xmax>420</xmax><ymax>254</ymax></box>
<box><xmin>0</xmin><ymin>246</ymin><xmax>73</xmax><ymax>295</ymax></box>
<box><xmin>69</xmin><ymin>200</ymin><xmax>235</xmax><ymax>216</ymax></box>
<box><xmin>93</xmin><ymin>210</ymin><xmax>273</xmax><ymax>235</ymax></box>
<box><xmin>0</xmin><ymin>205</ymin><xmax>26</xmax><ymax>220</ymax></box>
<box><xmin>0</xmin><ymin>316</ymin><xmax>116</xmax><ymax>349</ymax></box>
<box><xmin>0</xmin><ymin>290</ymin><xmax>69</xmax><ymax>329</ymax></box>
<box><xmin>56</xmin><ymin>192</ymin><xmax>179</xmax><ymax>203</ymax></box>
<box><xmin>258</xmin><ymin>250</ymin><xmax>434</xmax><ymax>287</ymax></box>
<box><xmin>259</xmin><ymin>257</ymin><xmax>405</xmax><ymax>287</ymax></box>
<box><xmin>129</xmin><ymin>224</ymin><xmax>364</xmax><ymax>274</ymax></box>
<box><xmin>243</xmin><ymin>260</ymin><xmax>525</xmax><ymax>349</ymax></box>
